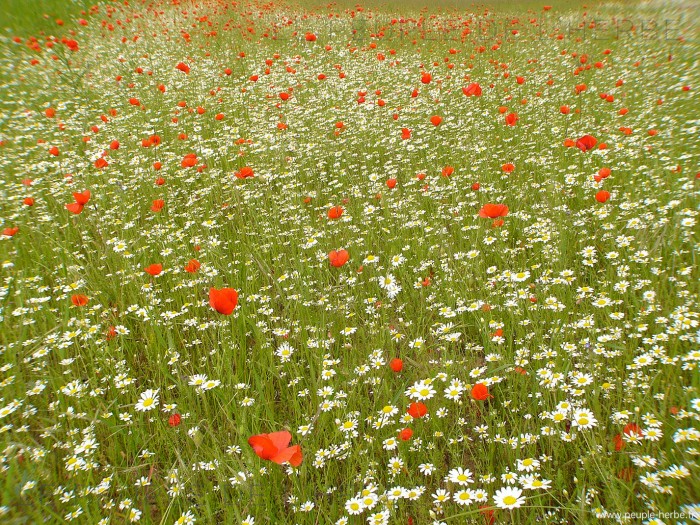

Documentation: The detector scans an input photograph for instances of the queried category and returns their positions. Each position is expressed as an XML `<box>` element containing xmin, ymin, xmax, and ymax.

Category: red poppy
<box><xmin>479</xmin><ymin>203</ymin><xmax>509</xmax><ymax>218</ymax></box>
<box><xmin>595</xmin><ymin>190</ymin><xmax>610</xmax><ymax>203</ymax></box>
<box><xmin>94</xmin><ymin>158</ymin><xmax>108</xmax><ymax>169</ymax></box>
<box><xmin>623</xmin><ymin>423</ymin><xmax>642</xmax><ymax>436</ymax></box>
<box><xmin>304</xmin><ymin>32</ymin><xmax>317</xmax><ymax>42</ymax></box>
<box><xmin>2</xmin><ymin>227</ymin><xmax>19</xmax><ymax>237</ymax></box>
<box><xmin>71</xmin><ymin>294</ymin><xmax>89</xmax><ymax>307</ymax></box>
<box><xmin>407</xmin><ymin>402</ymin><xmax>428</xmax><ymax>418</ymax></box>
<box><xmin>576</xmin><ymin>134</ymin><xmax>598</xmax><ymax>151</ymax></box>
<box><xmin>471</xmin><ymin>383</ymin><xmax>493</xmax><ymax>400</ymax></box>
<box><xmin>66</xmin><ymin>203</ymin><xmax>84</xmax><ymax>214</ymax></box>
<box><xmin>327</xmin><ymin>206</ymin><xmax>344</xmax><ymax>220</ymax></box>
<box><xmin>389</xmin><ymin>358</ymin><xmax>403</xmax><ymax>372</ymax></box>
<box><xmin>386</xmin><ymin>178</ymin><xmax>397</xmax><ymax>189</ymax></box>
<box><xmin>430</xmin><ymin>115</ymin><xmax>443</xmax><ymax>126</ymax></box>
<box><xmin>504</xmin><ymin>112</ymin><xmax>518</xmax><ymax>126</ymax></box>
<box><xmin>181</xmin><ymin>153</ymin><xmax>198</xmax><ymax>168</ymax></box>
<box><xmin>471</xmin><ymin>182</ymin><xmax>480</xmax><ymax>191</ymax></box>
<box><xmin>209</xmin><ymin>287</ymin><xmax>239</xmax><ymax>315</ymax></box>
<box><xmin>235</xmin><ymin>166</ymin><xmax>254</xmax><ymax>179</ymax></box>
<box><xmin>501</xmin><ymin>163</ymin><xmax>515</xmax><ymax>173</ymax></box>
<box><xmin>151</xmin><ymin>199</ymin><xmax>165</xmax><ymax>212</ymax></box>
<box><xmin>462</xmin><ymin>83</ymin><xmax>482</xmax><ymax>96</ymax></box>
<box><xmin>328</xmin><ymin>249</ymin><xmax>349</xmax><ymax>268</ymax></box>
<box><xmin>49</xmin><ymin>146</ymin><xmax>60</xmax><ymax>156</ymax></box>
<box><xmin>73</xmin><ymin>190</ymin><xmax>90</xmax><ymax>205</ymax></box>
<box><xmin>176</xmin><ymin>62</ymin><xmax>190</xmax><ymax>74</ymax></box>
<box><xmin>155</xmin><ymin>177</ymin><xmax>165</xmax><ymax>186</ymax></box>
<box><xmin>401</xmin><ymin>128</ymin><xmax>412</xmax><ymax>140</ymax></box>
<box><xmin>479</xmin><ymin>506</ymin><xmax>496</xmax><ymax>525</ymax></box>
<box><xmin>23</xmin><ymin>197</ymin><xmax>34</xmax><ymax>206</ymax></box>
<box><xmin>398</xmin><ymin>428</ymin><xmax>413</xmax><ymax>441</ymax></box>
<box><xmin>168</xmin><ymin>413</ymin><xmax>182</xmax><ymax>427</ymax></box>
<box><xmin>144</xmin><ymin>264</ymin><xmax>163</xmax><ymax>276</ymax></box>
<box><xmin>421</xmin><ymin>72</ymin><xmax>432</xmax><ymax>84</ymax></box>
<box><xmin>248</xmin><ymin>430</ymin><xmax>302</xmax><ymax>466</ymax></box>
<box><xmin>560</xmin><ymin>105</ymin><xmax>570</xmax><ymax>114</ymax></box>
<box><xmin>441</xmin><ymin>166</ymin><xmax>454</xmax><ymax>177</ymax></box>
<box><xmin>184</xmin><ymin>259</ymin><xmax>201</xmax><ymax>273</ymax></box>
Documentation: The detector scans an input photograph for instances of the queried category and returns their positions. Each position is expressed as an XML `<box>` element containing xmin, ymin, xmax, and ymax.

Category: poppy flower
<box><xmin>73</xmin><ymin>190</ymin><xmax>90</xmax><ymax>205</ymax></box>
<box><xmin>151</xmin><ymin>199</ymin><xmax>165</xmax><ymax>212</ymax></box>
<box><xmin>71</xmin><ymin>294</ymin><xmax>89</xmax><ymax>307</ymax></box>
<box><xmin>249</xmin><ymin>431</ymin><xmax>302</xmax><ymax>466</ymax></box>
<box><xmin>181</xmin><ymin>153</ymin><xmax>198</xmax><ymax>168</ymax></box>
<box><xmin>421</xmin><ymin>72</ymin><xmax>432</xmax><ymax>84</ymax></box>
<box><xmin>398</xmin><ymin>428</ymin><xmax>413</xmax><ymax>441</ymax></box>
<box><xmin>23</xmin><ymin>197</ymin><xmax>34</xmax><ymax>206</ymax></box>
<box><xmin>430</xmin><ymin>115</ymin><xmax>443</xmax><ymax>126</ymax></box>
<box><xmin>624</xmin><ymin>423</ymin><xmax>643</xmax><ymax>436</ymax></box>
<box><xmin>471</xmin><ymin>182</ymin><xmax>480</xmax><ymax>191</ymax></box>
<box><xmin>209</xmin><ymin>287</ymin><xmax>238</xmax><ymax>315</ymax></box>
<box><xmin>2</xmin><ymin>227</ymin><xmax>19</xmax><ymax>237</ymax></box>
<box><xmin>176</xmin><ymin>62</ymin><xmax>190</xmax><ymax>74</ymax></box>
<box><xmin>144</xmin><ymin>264</ymin><xmax>163</xmax><ymax>276</ymax></box>
<box><xmin>184</xmin><ymin>259</ymin><xmax>201</xmax><ymax>273</ymax></box>
<box><xmin>94</xmin><ymin>158</ymin><xmax>108</xmax><ymax>169</ymax></box>
<box><xmin>304</xmin><ymin>32</ymin><xmax>317</xmax><ymax>42</ymax></box>
<box><xmin>479</xmin><ymin>203</ymin><xmax>509</xmax><ymax>219</ymax></box>
<box><xmin>168</xmin><ymin>413</ymin><xmax>182</xmax><ymax>427</ymax></box>
<box><xmin>576</xmin><ymin>134</ymin><xmax>598</xmax><ymax>151</ymax></box>
<box><xmin>389</xmin><ymin>358</ymin><xmax>403</xmax><ymax>372</ymax></box>
<box><xmin>327</xmin><ymin>206</ymin><xmax>344</xmax><ymax>219</ymax></box>
<box><xmin>329</xmin><ymin>249</ymin><xmax>349</xmax><ymax>268</ymax></box>
<box><xmin>386</xmin><ymin>178</ymin><xmax>397</xmax><ymax>189</ymax></box>
<box><xmin>613</xmin><ymin>433</ymin><xmax>625</xmax><ymax>451</ymax></box>
<box><xmin>560</xmin><ymin>105</ymin><xmax>570</xmax><ymax>114</ymax></box>
<box><xmin>595</xmin><ymin>190</ymin><xmax>610</xmax><ymax>203</ymax></box>
<box><xmin>501</xmin><ymin>163</ymin><xmax>515</xmax><ymax>173</ymax></box>
<box><xmin>235</xmin><ymin>166</ymin><xmax>254</xmax><ymax>179</ymax></box>
<box><xmin>49</xmin><ymin>146</ymin><xmax>60</xmax><ymax>156</ymax></box>
<box><xmin>471</xmin><ymin>383</ymin><xmax>493</xmax><ymax>400</ymax></box>
<box><xmin>505</xmin><ymin>112</ymin><xmax>518</xmax><ymax>126</ymax></box>
<box><xmin>66</xmin><ymin>203</ymin><xmax>84</xmax><ymax>214</ymax></box>
<box><xmin>441</xmin><ymin>166</ymin><xmax>454</xmax><ymax>177</ymax></box>
<box><xmin>407</xmin><ymin>402</ymin><xmax>428</xmax><ymax>418</ymax></box>
<box><xmin>462</xmin><ymin>82</ymin><xmax>482</xmax><ymax>96</ymax></box>
<box><xmin>401</xmin><ymin>128</ymin><xmax>412</xmax><ymax>140</ymax></box>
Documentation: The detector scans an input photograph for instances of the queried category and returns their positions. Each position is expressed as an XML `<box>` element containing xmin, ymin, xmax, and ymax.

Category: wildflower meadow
<box><xmin>0</xmin><ymin>0</ymin><xmax>698</xmax><ymax>523</ymax></box>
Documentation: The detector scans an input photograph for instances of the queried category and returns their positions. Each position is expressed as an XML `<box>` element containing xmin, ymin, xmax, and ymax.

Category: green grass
<box><xmin>0</xmin><ymin>0</ymin><xmax>698</xmax><ymax>524</ymax></box>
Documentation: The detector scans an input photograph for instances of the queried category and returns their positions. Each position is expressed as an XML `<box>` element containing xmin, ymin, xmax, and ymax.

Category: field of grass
<box><xmin>0</xmin><ymin>0</ymin><xmax>699</xmax><ymax>523</ymax></box>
